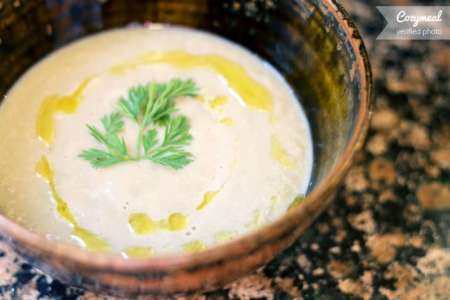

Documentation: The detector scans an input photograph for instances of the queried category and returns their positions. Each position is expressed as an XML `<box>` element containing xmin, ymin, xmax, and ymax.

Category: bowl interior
<box><xmin>0</xmin><ymin>0</ymin><xmax>364</xmax><ymax>244</ymax></box>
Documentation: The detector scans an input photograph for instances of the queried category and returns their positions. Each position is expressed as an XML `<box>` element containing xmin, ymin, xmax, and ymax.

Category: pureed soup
<box><xmin>0</xmin><ymin>27</ymin><xmax>313</xmax><ymax>258</ymax></box>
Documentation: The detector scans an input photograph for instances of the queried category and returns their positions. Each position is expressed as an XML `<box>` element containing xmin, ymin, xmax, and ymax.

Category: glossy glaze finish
<box><xmin>0</xmin><ymin>0</ymin><xmax>371</xmax><ymax>296</ymax></box>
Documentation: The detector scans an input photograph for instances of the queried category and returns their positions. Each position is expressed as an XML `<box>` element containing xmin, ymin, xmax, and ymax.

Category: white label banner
<box><xmin>377</xmin><ymin>6</ymin><xmax>450</xmax><ymax>40</ymax></box>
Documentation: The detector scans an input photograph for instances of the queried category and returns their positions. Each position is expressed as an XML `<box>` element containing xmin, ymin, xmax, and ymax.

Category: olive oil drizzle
<box><xmin>271</xmin><ymin>135</ymin><xmax>296</xmax><ymax>171</ymax></box>
<box><xmin>36</xmin><ymin>77</ymin><xmax>93</xmax><ymax>145</ymax></box>
<box><xmin>214</xmin><ymin>230</ymin><xmax>237</xmax><ymax>243</ymax></box>
<box><xmin>196</xmin><ymin>190</ymin><xmax>219</xmax><ymax>211</ymax></box>
<box><xmin>246</xmin><ymin>209</ymin><xmax>262</xmax><ymax>229</ymax></box>
<box><xmin>288</xmin><ymin>195</ymin><xmax>305</xmax><ymax>211</ymax></box>
<box><xmin>122</xmin><ymin>246</ymin><xmax>154</xmax><ymax>258</ymax></box>
<box><xmin>128</xmin><ymin>212</ymin><xmax>187</xmax><ymax>235</ymax></box>
<box><xmin>219</xmin><ymin>117</ymin><xmax>235</xmax><ymax>126</ymax></box>
<box><xmin>209</xmin><ymin>96</ymin><xmax>228</xmax><ymax>110</ymax></box>
<box><xmin>35</xmin><ymin>156</ymin><xmax>111</xmax><ymax>252</ymax></box>
<box><xmin>183</xmin><ymin>240</ymin><xmax>207</xmax><ymax>253</ymax></box>
<box><xmin>110</xmin><ymin>51</ymin><xmax>273</xmax><ymax>112</ymax></box>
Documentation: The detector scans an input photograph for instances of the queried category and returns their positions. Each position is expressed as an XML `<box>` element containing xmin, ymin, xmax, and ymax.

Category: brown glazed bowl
<box><xmin>0</xmin><ymin>0</ymin><xmax>371</xmax><ymax>297</ymax></box>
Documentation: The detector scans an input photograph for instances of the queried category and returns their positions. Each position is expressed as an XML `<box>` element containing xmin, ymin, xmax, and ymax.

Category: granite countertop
<box><xmin>1</xmin><ymin>0</ymin><xmax>449</xmax><ymax>299</ymax></box>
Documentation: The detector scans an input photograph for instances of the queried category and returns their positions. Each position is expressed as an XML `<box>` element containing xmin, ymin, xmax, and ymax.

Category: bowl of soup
<box><xmin>0</xmin><ymin>0</ymin><xmax>371</xmax><ymax>296</ymax></box>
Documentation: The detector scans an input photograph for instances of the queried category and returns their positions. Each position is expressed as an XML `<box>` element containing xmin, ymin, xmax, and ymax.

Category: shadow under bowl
<box><xmin>0</xmin><ymin>0</ymin><xmax>371</xmax><ymax>296</ymax></box>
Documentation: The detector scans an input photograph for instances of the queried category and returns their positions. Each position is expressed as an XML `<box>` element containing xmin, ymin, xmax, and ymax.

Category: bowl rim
<box><xmin>0</xmin><ymin>0</ymin><xmax>372</xmax><ymax>274</ymax></box>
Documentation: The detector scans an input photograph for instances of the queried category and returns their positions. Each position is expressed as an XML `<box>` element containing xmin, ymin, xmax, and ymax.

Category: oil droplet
<box><xmin>271</xmin><ymin>135</ymin><xmax>296</xmax><ymax>171</ymax></box>
<box><xmin>72</xmin><ymin>227</ymin><xmax>111</xmax><ymax>253</ymax></box>
<box><xmin>209</xmin><ymin>96</ymin><xmax>228</xmax><ymax>110</ymax></box>
<box><xmin>122</xmin><ymin>246</ymin><xmax>154</xmax><ymax>258</ymax></box>
<box><xmin>36</xmin><ymin>156</ymin><xmax>77</xmax><ymax>225</ymax></box>
<box><xmin>196</xmin><ymin>95</ymin><xmax>206</xmax><ymax>103</ymax></box>
<box><xmin>220</xmin><ymin>117</ymin><xmax>235</xmax><ymax>126</ymax></box>
<box><xmin>128</xmin><ymin>212</ymin><xmax>188</xmax><ymax>235</ymax></box>
<box><xmin>36</xmin><ymin>77</ymin><xmax>93</xmax><ymax>145</ymax></box>
<box><xmin>35</xmin><ymin>156</ymin><xmax>110</xmax><ymax>252</ymax></box>
<box><xmin>196</xmin><ymin>190</ymin><xmax>219</xmax><ymax>210</ymax></box>
<box><xmin>110</xmin><ymin>51</ymin><xmax>273</xmax><ymax>112</ymax></box>
<box><xmin>214</xmin><ymin>230</ymin><xmax>237</xmax><ymax>243</ymax></box>
<box><xmin>246</xmin><ymin>209</ymin><xmax>261</xmax><ymax>229</ymax></box>
<box><xmin>167</xmin><ymin>213</ymin><xmax>187</xmax><ymax>231</ymax></box>
<box><xmin>288</xmin><ymin>195</ymin><xmax>305</xmax><ymax>211</ymax></box>
<box><xmin>128</xmin><ymin>213</ymin><xmax>158</xmax><ymax>235</ymax></box>
<box><xmin>268</xmin><ymin>195</ymin><xmax>280</xmax><ymax>216</ymax></box>
<box><xmin>183</xmin><ymin>240</ymin><xmax>207</xmax><ymax>253</ymax></box>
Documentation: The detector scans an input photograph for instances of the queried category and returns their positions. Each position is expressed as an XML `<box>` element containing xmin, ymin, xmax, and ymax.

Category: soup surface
<box><xmin>0</xmin><ymin>27</ymin><xmax>313</xmax><ymax>257</ymax></box>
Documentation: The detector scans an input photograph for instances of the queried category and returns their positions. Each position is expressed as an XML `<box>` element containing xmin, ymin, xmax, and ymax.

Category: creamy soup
<box><xmin>0</xmin><ymin>27</ymin><xmax>313</xmax><ymax>257</ymax></box>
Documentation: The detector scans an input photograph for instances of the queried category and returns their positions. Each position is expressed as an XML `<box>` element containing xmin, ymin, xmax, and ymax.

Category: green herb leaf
<box><xmin>143</xmin><ymin>79</ymin><xmax>199</xmax><ymax>126</ymax></box>
<box><xmin>87</xmin><ymin>125</ymin><xmax>107</xmax><ymax>145</ymax></box>
<box><xmin>84</xmin><ymin>112</ymin><xmax>128</xmax><ymax>162</ymax></box>
<box><xmin>146</xmin><ymin>116</ymin><xmax>193</xmax><ymax>169</ymax></box>
<box><xmin>161</xmin><ymin>79</ymin><xmax>199</xmax><ymax>99</ymax></box>
<box><xmin>161</xmin><ymin>116</ymin><xmax>192</xmax><ymax>147</ymax></box>
<box><xmin>80</xmin><ymin>79</ymin><xmax>199</xmax><ymax>170</ymax></box>
<box><xmin>79</xmin><ymin>149</ymin><xmax>123</xmax><ymax>168</ymax></box>
<box><xmin>106</xmin><ymin>134</ymin><xmax>128</xmax><ymax>157</ymax></box>
<box><xmin>101</xmin><ymin>112</ymin><xmax>124</xmax><ymax>135</ymax></box>
<box><xmin>117</xmin><ymin>84</ymin><xmax>148</xmax><ymax>121</ymax></box>
<box><xmin>148</xmin><ymin>148</ymin><xmax>193</xmax><ymax>170</ymax></box>
<box><xmin>142</xmin><ymin>129</ymin><xmax>158</xmax><ymax>154</ymax></box>
<box><xmin>129</xmin><ymin>85</ymin><xmax>148</xmax><ymax>111</ymax></box>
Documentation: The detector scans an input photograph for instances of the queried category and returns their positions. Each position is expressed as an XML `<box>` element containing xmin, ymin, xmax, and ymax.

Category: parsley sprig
<box><xmin>79</xmin><ymin>79</ymin><xmax>198</xmax><ymax>170</ymax></box>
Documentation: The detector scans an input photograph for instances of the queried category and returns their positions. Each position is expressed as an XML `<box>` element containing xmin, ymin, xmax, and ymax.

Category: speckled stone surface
<box><xmin>1</xmin><ymin>0</ymin><xmax>449</xmax><ymax>299</ymax></box>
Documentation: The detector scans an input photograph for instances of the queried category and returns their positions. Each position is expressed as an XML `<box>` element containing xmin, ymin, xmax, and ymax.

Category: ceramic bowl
<box><xmin>0</xmin><ymin>0</ymin><xmax>371</xmax><ymax>296</ymax></box>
